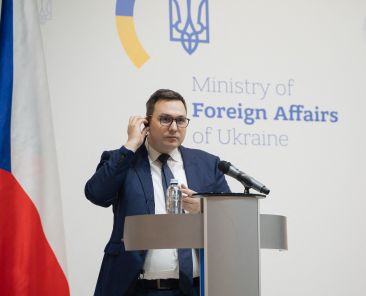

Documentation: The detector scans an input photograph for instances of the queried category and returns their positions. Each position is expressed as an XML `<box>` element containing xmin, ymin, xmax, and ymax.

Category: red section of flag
<box><xmin>0</xmin><ymin>168</ymin><xmax>69</xmax><ymax>296</ymax></box>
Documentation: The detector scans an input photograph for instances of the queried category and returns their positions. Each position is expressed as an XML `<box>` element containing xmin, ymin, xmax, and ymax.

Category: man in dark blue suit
<box><xmin>85</xmin><ymin>89</ymin><xmax>230</xmax><ymax>295</ymax></box>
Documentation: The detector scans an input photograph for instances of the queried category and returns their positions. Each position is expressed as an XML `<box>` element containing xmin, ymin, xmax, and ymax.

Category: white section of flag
<box><xmin>11</xmin><ymin>0</ymin><xmax>68</xmax><ymax>275</ymax></box>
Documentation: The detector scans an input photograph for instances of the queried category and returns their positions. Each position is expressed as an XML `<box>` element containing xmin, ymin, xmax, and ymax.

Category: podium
<box><xmin>123</xmin><ymin>194</ymin><xmax>287</xmax><ymax>296</ymax></box>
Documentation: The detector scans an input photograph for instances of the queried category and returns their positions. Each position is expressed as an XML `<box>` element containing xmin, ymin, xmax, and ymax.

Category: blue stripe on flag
<box><xmin>0</xmin><ymin>0</ymin><xmax>13</xmax><ymax>172</ymax></box>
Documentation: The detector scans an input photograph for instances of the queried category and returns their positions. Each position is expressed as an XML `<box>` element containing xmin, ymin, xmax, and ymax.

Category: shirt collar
<box><xmin>145</xmin><ymin>140</ymin><xmax>182</xmax><ymax>164</ymax></box>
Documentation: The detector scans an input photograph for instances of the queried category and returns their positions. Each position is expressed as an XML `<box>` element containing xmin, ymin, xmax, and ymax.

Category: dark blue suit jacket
<box><xmin>85</xmin><ymin>144</ymin><xmax>230</xmax><ymax>296</ymax></box>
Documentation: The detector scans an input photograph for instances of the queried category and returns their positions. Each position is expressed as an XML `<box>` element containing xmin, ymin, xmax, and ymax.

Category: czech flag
<box><xmin>0</xmin><ymin>0</ymin><xmax>70</xmax><ymax>295</ymax></box>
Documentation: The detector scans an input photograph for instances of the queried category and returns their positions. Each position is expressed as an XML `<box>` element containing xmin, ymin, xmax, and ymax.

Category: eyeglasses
<box><xmin>154</xmin><ymin>115</ymin><xmax>190</xmax><ymax>128</ymax></box>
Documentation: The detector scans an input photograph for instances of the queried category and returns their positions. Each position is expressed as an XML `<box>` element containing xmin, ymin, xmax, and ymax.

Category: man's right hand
<box><xmin>124</xmin><ymin>116</ymin><xmax>149</xmax><ymax>152</ymax></box>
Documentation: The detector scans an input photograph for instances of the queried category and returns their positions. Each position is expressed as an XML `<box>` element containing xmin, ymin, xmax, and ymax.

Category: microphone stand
<box><xmin>239</xmin><ymin>177</ymin><xmax>251</xmax><ymax>194</ymax></box>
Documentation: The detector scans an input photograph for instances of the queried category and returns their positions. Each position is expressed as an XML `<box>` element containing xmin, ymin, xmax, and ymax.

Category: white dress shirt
<box><xmin>142</xmin><ymin>141</ymin><xmax>199</xmax><ymax>279</ymax></box>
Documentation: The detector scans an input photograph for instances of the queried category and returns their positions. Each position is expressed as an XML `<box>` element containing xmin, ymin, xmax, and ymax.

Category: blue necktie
<box><xmin>158</xmin><ymin>154</ymin><xmax>194</xmax><ymax>295</ymax></box>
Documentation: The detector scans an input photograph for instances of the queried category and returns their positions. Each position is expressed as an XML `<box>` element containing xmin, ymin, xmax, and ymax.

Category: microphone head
<box><xmin>261</xmin><ymin>186</ymin><xmax>270</xmax><ymax>195</ymax></box>
<box><xmin>218</xmin><ymin>160</ymin><xmax>231</xmax><ymax>174</ymax></box>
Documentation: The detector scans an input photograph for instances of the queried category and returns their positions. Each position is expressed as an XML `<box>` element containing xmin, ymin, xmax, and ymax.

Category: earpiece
<box><xmin>145</xmin><ymin>125</ymin><xmax>150</xmax><ymax>136</ymax></box>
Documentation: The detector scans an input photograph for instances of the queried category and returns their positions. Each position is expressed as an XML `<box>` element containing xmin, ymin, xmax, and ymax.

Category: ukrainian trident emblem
<box><xmin>169</xmin><ymin>0</ymin><xmax>210</xmax><ymax>55</ymax></box>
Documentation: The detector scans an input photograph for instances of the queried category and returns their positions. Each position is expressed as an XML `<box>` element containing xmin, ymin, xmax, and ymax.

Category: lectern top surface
<box><xmin>193</xmin><ymin>192</ymin><xmax>266</xmax><ymax>198</ymax></box>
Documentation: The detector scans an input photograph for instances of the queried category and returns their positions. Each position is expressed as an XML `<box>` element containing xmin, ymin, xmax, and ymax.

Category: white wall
<box><xmin>41</xmin><ymin>0</ymin><xmax>366</xmax><ymax>295</ymax></box>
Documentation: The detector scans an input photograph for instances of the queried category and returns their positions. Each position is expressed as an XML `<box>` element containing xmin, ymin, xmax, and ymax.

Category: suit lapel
<box><xmin>180</xmin><ymin>146</ymin><xmax>201</xmax><ymax>192</ymax></box>
<box><xmin>133</xmin><ymin>145</ymin><xmax>155</xmax><ymax>214</ymax></box>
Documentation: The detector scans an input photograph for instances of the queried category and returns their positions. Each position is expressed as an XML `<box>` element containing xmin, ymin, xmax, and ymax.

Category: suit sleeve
<box><xmin>84</xmin><ymin>146</ymin><xmax>135</xmax><ymax>207</ymax></box>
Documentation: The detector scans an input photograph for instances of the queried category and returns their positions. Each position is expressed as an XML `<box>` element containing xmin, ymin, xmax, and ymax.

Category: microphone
<box><xmin>218</xmin><ymin>161</ymin><xmax>270</xmax><ymax>195</ymax></box>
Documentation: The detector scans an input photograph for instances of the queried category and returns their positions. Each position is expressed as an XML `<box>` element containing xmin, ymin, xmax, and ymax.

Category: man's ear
<box><xmin>145</xmin><ymin>116</ymin><xmax>150</xmax><ymax>127</ymax></box>
<box><xmin>145</xmin><ymin>124</ymin><xmax>150</xmax><ymax>136</ymax></box>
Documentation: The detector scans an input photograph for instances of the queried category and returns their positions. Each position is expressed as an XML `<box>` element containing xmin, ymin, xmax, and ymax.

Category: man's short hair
<box><xmin>146</xmin><ymin>89</ymin><xmax>187</xmax><ymax>116</ymax></box>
